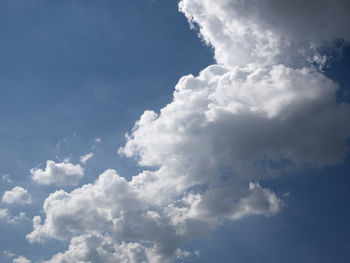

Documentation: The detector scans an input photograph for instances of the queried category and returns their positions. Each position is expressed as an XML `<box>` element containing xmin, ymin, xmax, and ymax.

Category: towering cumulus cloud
<box><xmin>27</xmin><ymin>1</ymin><xmax>350</xmax><ymax>262</ymax></box>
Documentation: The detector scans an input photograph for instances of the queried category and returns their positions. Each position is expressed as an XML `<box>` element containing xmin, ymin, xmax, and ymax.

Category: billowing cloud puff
<box><xmin>2</xmin><ymin>186</ymin><xmax>32</xmax><ymax>205</ymax></box>
<box><xmin>179</xmin><ymin>0</ymin><xmax>350</xmax><ymax>66</ymax></box>
<box><xmin>26</xmin><ymin>0</ymin><xmax>350</xmax><ymax>262</ymax></box>
<box><xmin>42</xmin><ymin>234</ymin><xmax>160</xmax><ymax>263</ymax></box>
<box><xmin>43</xmin><ymin>234</ymin><xmax>199</xmax><ymax>263</ymax></box>
<box><xmin>31</xmin><ymin>33</ymin><xmax>350</xmax><ymax>263</ymax></box>
<box><xmin>121</xmin><ymin>64</ymin><xmax>350</xmax><ymax>184</ymax></box>
<box><xmin>31</xmin><ymin>160</ymin><xmax>84</xmax><ymax>186</ymax></box>
<box><xmin>27</xmin><ymin>170</ymin><xmax>280</xmax><ymax>261</ymax></box>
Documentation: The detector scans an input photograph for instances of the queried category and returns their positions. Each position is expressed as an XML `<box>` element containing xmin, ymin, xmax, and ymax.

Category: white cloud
<box><xmin>121</xmin><ymin>64</ymin><xmax>350</xmax><ymax>185</ymax></box>
<box><xmin>42</xmin><ymin>234</ymin><xmax>161</xmax><ymax>263</ymax></box>
<box><xmin>0</xmin><ymin>209</ymin><xmax>28</xmax><ymax>224</ymax></box>
<box><xmin>26</xmin><ymin>0</ymin><xmax>350</xmax><ymax>262</ymax></box>
<box><xmin>12</xmin><ymin>256</ymin><xmax>32</xmax><ymax>263</ymax></box>
<box><xmin>27</xmin><ymin>170</ymin><xmax>280</xmax><ymax>262</ymax></box>
<box><xmin>2</xmin><ymin>186</ymin><xmax>32</xmax><ymax>205</ymax></box>
<box><xmin>30</xmin><ymin>34</ymin><xmax>350</xmax><ymax>263</ymax></box>
<box><xmin>80</xmin><ymin>153</ymin><xmax>94</xmax><ymax>164</ymax></box>
<box><xmin>31</xmin><ymin>160</ymin><xmax>84</xmax><ymax>186</ymax></box>
<box><xmin>179</xmin><ymin>0</ymin><xmax>350</xmax><ymax>67</ymax></box>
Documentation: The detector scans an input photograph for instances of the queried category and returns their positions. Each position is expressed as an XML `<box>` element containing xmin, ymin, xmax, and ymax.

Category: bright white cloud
<box><xmin>179</xmin><ymin>0</ymin><xmax>350</xmax><ymax>66</ymax></box>
<box><xmin>26</xmin><ymin>0</ymin><xmax>350</xmax><ymax>262</ymax></box>
<box><xmin>80</xmin><ymin>153</ymin><xmax>94</xmax><ymax>164</ymax></box>
<box><xmin>27</xmin><ymin>169</ymin><xmax>280</xmax><ymax>262</ymax></box>
<box><xmin>42</xmin><ymin>234</ymin><xmax>161</xmax><ymax>263</ymax></box>
<box><xmin>31</xmin><ymin>160</ymin><xmax>84</xmax><ymax>186</ymax></box>
<box><xmin>2</xmin><ymin>186</ymin><xmax>32</xmax><ymax>205</ymax></box>
<box><xmin>0</xmin><ymin>209</ymin><xmax>28</xmax><ymax>224</ymax></box>
<box><xmin>12</xmin><ymin>256</ymin><xmax>32</xmax><ymax>263</ymax></box>
<box><xmin>121</xmin><ymin>64</ymin><xmax>350</xmax><ymax>184</ymax></box>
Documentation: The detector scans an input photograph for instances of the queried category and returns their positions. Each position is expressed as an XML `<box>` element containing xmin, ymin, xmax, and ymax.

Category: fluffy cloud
<box><xmin>31</xmin><ymin>30</ymin><xmax>350</xmax><ymax>263</ymax></box>
<box><xmin>27</xmin><ymin>169</ymin><xmax>280</xmax><ymax>262</ymax></box>
<box><xmin>12</xmin><ymin>256</ymin><xmax>32</xmax><ymax>263</ymax></box>
<box><xmin>43</xmin><ymin>234</ymin><xmax>199</xmax><ymax>263</ymax></box>
<box><xmin>0</xmin><ymin>209</ymin><xmax>28</xmax><ymax>224</ymax></box>
<box><xmin>31</xmin><ymin>160</ymin><xmax>84</xmax><ymax>186</ymax></box>
<box><xmin>26</xmin><ymin>0</ymin><xmax>350</xmax><ymax>262</ymax></box>
<box><xmin>2</xmin><ymin>186</ymin><xmax>32</xmax><ymax>205</ymax></box>
<box><xmin>179</xmin><ymin>0</ymin><xmax>350</xmax><ymax>66</ymax></box>
<box><xmin>42</xmin><ymin>234</ymin><xmax>161</xmax><ymax>263</ymax></box>
<box><xmin>121</xmin><ymin>64</ymin><xmax>350</xmax><ymax>184</ymax></box>
<box><xmin>80</xmin><ymin>153</ymin><xmax>94</xmax><ymax>164</ymax></box>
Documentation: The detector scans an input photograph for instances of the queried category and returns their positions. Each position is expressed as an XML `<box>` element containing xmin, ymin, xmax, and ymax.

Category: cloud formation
<box><xmin>179</xmin><ymin>0</ymin><xmax>350</xmax><ymax>66</ymax></box>
<box><xmin>12</xmin><ymin>256</ymin><xmax>32</xmax><ymax>263</ymax></box>
<box><xmin>121</xmin><ymin>64</ymin><xmax>350</xmax><ymax>182</ymax></box>
<box><xmin>80</xmin><ymin>153</ymin><xmax>94</xmax><ymax>164</ymax></box>
<box><xmin>0</xmin><ymin>209</ymin><xmax>28</xmax><ymax>224</ymax></box>
<box><xmin>31</xmin><ymin>160</ymin><xmax>84</xmax><ymax>186</ymax></box>
<box><xmin>26</xmin><ymin>0</ymin><xmax>350</xmax><ymax>262</ymax></box>
<box><xmin>27</xmin><ymin>169</ymin><xmax>280</xmax><ymax>262</ymax></box>
<box><xmin>2</xmin><ymin>186</ymin><xmax>32</xmax><ymax>205</ymax></box>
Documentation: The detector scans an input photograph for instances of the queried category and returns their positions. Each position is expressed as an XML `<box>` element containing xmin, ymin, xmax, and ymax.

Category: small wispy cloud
<box><xmin>0</xmin><ymin>209</ymin><xmax>28</xmax><ymax>224</ymax></box>
<box><xmin>1</xmin><ymin>174</ymin><xmax>13</xmax><ymax>183</ymax></box>
<box><xmin>80</xmin><ymin>153</ymin><xmax>94</xmax><ymax>164</ymax></box>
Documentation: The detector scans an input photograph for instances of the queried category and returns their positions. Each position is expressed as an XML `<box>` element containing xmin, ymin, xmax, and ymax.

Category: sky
<box><xmin>0</xmin><ymin>0</ymin><xmax>350</xmax><ymax>262</ymax></box>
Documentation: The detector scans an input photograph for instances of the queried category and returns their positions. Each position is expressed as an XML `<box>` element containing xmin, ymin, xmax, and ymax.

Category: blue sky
<box><xmin>1</xmin><ymin>0</ymin><xmax>350</xmax><ymax>262</ymax></box>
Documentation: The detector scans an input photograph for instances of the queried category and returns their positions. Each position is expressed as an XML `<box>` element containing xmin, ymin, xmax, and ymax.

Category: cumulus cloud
<box><xmin>2</xmin><ymin>186</ymin><xmax>32</xmax><ymax>205</ymax></box>
<box><xmin>80</xmin><ymin>153</ymin><xmax>94</xmax><ymax>164</ymax></box>
<box><xmin>31</xmin><ymin>160</ymin><xmax>84</xmax><ymax>186</ymax></box>
<box><xmin>12</xmin><ymin>256</ymin><xmax>32</xmax><ymax>263</ymax></box>
<box><xmin>121</xmin><ymin>64</ymin><xmax>350</xmax><ymax>183</ymax></box>
<box><xmin>0</xmin><ymin>209</ymin><xmax>28</xmax><ymax>224</ymax></box>
<box><xmin>179</xmin><ymin>0</ymin><xmax>350</xmax><ymax>66</ymax></box>
<box><xmin>27</xmin><ymin>170</ymin><xmax>280</xmax><ymax>262</ymax></box>
<box><xmin>42</xmin><ymin>234</ymin><xmax>161</xmax><ymax>263</ymax></box>
<box><xmin>26</xmin><ymin>0</ymin><xmax>350</xmax><ymax>262</ymax></box>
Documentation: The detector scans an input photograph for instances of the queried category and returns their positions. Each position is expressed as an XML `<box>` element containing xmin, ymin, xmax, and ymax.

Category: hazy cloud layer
<box><xmin>2</xmin><ymin>186</ymin><xmax>32</xmax><ymax>205</ymax></box>
<box><xmin>31</xmin><ymin>160</ymin><xmax>84</xmax><ymax>186</ymax></box>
